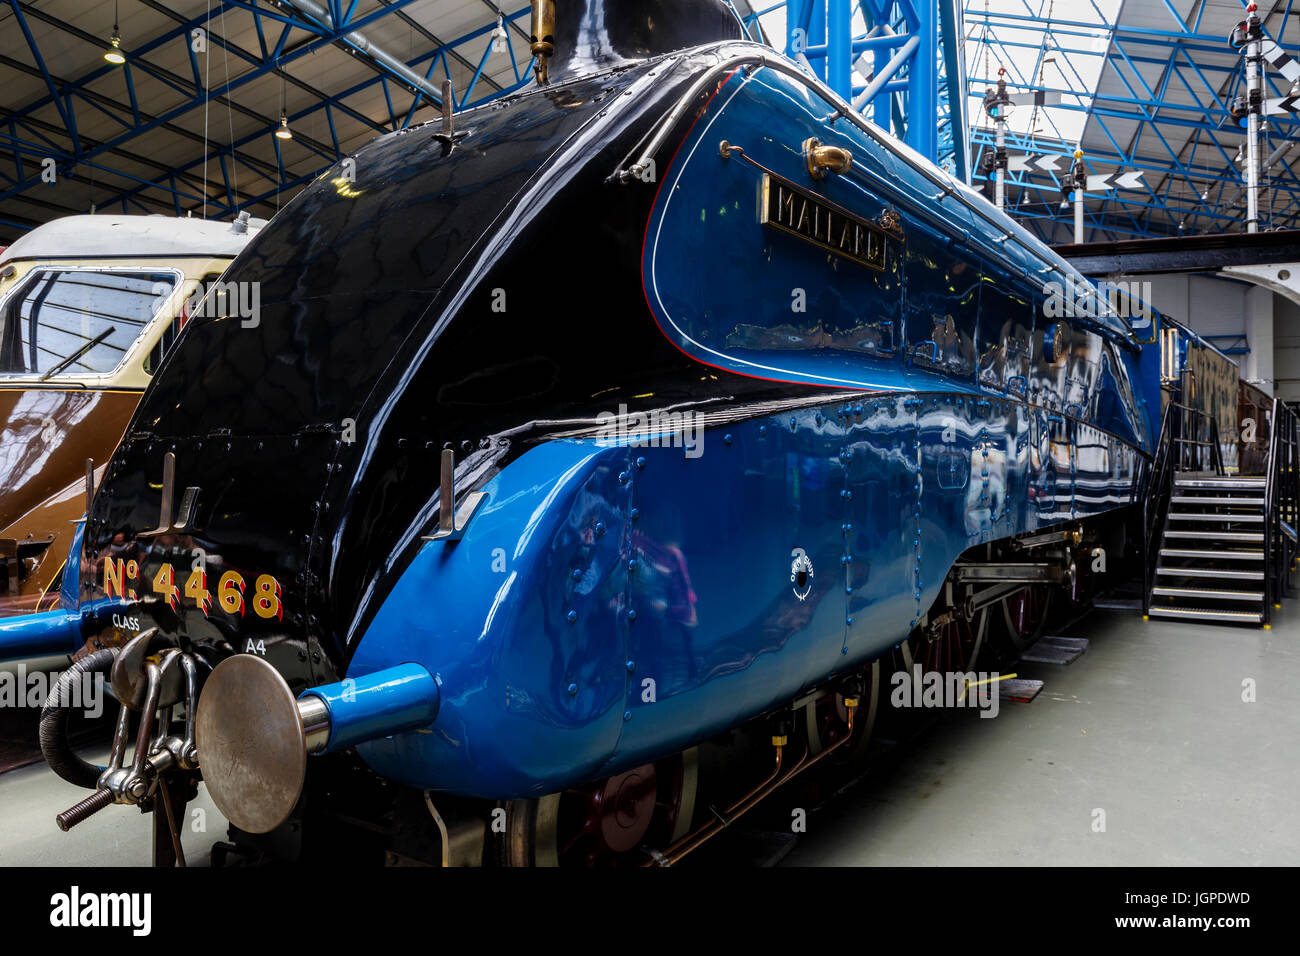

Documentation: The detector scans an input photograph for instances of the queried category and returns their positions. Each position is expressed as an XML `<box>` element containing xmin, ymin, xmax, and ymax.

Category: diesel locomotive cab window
<box><xmin>0</xmin><ymin>269</ymin><xmax>176</xmax><ymax>377</ymax></box>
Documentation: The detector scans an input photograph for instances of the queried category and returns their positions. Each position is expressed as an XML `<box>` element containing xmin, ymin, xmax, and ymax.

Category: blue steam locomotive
<box><xmin>5</xmin><ymin>0</ymin><xmax>1161</xmax><ymax>866</ymax></box>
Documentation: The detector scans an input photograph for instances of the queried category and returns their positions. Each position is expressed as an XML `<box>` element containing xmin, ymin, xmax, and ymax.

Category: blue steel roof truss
<box><xmin>0</xmin><ymin>0</ymin><xmax>538</xmax><ymax>233</ymax></box>
<box><xmin>963</xmin><ymin>0</ymin><xmax>1300</xmax><ymax>240</ymax></box>
<box><xmin>4</xmin><ymin>0</ymin><xmax>1290</xmax><ymax>241</ymax></box>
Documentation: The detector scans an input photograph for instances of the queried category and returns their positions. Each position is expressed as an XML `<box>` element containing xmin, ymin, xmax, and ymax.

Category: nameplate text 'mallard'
<box><xmin>760</xmin><ymin>172</ymin><xmax>888</xmax><ymax>271</ymax></box>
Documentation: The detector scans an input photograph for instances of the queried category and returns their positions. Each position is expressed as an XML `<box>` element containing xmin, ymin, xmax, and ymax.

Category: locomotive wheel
<box><xmin>999</xmin><ymin>584</ymin><xmax>1054</xmax><ymax>651</ymax></box>
<box><xmin>804</xmin><ymin>658</ymin><xmax>881</xmax><ymax>760</ymax></box>
<box><xmin>499</xmin><ymin>749</ymin><xmax>697</xmax><ymax>867</ymax></box>
<box><xmin>901</xmin><ymin>606</ymin><xmax>989</xmax><ymax>675</ymax></box>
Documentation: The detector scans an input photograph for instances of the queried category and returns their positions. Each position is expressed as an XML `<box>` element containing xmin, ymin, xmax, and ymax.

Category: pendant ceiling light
<box><xmin>104</xmin><ymin>0</ymin><xmax>125</xmax><ymax>64</ymax></box>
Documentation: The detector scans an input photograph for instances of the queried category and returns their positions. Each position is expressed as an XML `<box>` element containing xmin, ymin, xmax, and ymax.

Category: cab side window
<box><xmin>1064</xmin><ymin>327</ymin><xmax>1101</xmax><ymax>421</ymax></box>
<box><xmin>1095</xmin><ymin>340</ymin><xmax>1142</xmax><ymax>446</ymax></box>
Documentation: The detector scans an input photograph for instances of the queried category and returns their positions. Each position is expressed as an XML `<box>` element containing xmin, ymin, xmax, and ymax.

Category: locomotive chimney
<box><xmin>530</xmin><ymin>0</ymin><xmax>557</xmax><ymax>83</ymax></box>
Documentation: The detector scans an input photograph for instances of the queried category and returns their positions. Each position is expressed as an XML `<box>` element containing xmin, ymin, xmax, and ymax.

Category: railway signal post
<box><xmin>1060</xmin><ymin>148</ymin><xmax>1087</xmax><ymax>243</ymax></box>
<box><xmin>1230</xmin><ymin>4</ymin><xmax>1266</xmax><ymax>234</ymax></box>
<box><xmin>982</xmin><ymin>68</ymin><xmax>1012</xmax><ymax>210</ymax></box>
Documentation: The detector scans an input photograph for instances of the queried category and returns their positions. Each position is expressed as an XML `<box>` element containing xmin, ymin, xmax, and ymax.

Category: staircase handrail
<box><xmin>1264</xmin><ymin>396</ymin><xmax>1282</xmax><ymax>620</ymax></box>
<box><xmin>1143</xmin><ymin>402</ymin><xmax>1178</xmax><ymax>615</ymax></box>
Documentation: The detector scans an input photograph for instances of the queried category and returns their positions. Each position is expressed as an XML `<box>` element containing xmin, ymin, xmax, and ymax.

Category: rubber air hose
<box><xmin>39</xmin><ymin>648</ymin><xmax>115</xmax><ymax>790</ymax></box>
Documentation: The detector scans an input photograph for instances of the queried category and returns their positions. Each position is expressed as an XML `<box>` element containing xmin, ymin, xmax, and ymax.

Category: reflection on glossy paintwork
<box><xmin>0</xmin><ymin>389</ymin><xmax>135</xmax><ymax>615</ymax></box>
<box><xmin>352</xmin><ymin>382</ymin><xmax>1139</xmax><ymax>795</ymax></box>
<box><xmin>1184</xmin><ymin>337</ymin><xmax>1242</xmax><ymax>469</ymax></box>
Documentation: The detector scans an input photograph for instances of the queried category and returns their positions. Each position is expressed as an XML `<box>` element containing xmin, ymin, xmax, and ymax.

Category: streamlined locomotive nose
<box><xmin>55</xmin><ymin>4</ymin><xmax>739</xmax><ymax>832</ymax></box>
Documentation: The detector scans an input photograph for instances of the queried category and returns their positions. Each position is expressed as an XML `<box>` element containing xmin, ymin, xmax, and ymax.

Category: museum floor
<box><xmin>780</xmin><ymin>606</ymin><xmax>1300</xmax><ymax>866</ymax></box>
<box><xmin>2</xmin><ymin>604</ymin><xmax>1296</xmax><ymax>867</ymax></box>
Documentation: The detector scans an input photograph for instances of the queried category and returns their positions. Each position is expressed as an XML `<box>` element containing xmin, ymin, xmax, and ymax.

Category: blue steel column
<box><xmin>908</xmin><ymin>0</ymin><xmax>938</xmax><ymax>161</ymax></box>
<box><xmin>787</xmin><ymin>0</ymin><xmax>808</xmax><ymax>58</ymax></box>
<box><xmin>868</xmin><ymin>2</ymin><xmax>892</xmax><ymax>129</ymax></box>
<box><xmin>747</xmin><ymin>3</ymin><xmax>959</xmax><ymax>173</ymax></box>
<box><xmin>826</xmin><ymin>0</ymin><xmax>853</xmax><ymax>98</ymax></box>
<box><xmin>938</xmin><ymin>0</ymin><xmax>969</xmax><ymax>181</ymax></box>
<box><xmin>808</xmin><ymin>0</ymin><xmax>827</xmax><ymax>83</ymax></box>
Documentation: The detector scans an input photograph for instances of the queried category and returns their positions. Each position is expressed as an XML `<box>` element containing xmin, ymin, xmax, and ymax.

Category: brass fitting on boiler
<box><xmin>804</xmin><ymin>137</ymin><xmax>853</xmax><ymax>180</ymax></box>
<box><xmin>530</xmin><ymin>0</ymin><xmax>556</xmax><ymax>84</ymax></box>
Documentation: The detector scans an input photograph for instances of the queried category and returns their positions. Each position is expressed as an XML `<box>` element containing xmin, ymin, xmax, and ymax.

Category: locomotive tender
<box><xmin>7</xmin><ymin>0</ymin><xmax>1161</xmax><ymax>866</ymax></box>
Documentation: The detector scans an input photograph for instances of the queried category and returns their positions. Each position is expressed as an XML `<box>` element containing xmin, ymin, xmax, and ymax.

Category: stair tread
<box><xmin>1169</xmin><ymin>496</ymin><xmax>1265</xmax><ymax>506</ymax></box>
<box><xmin>1155</xmin><ymin>567</ymin><xmax>1264</xmax><ymax>579</ymax></box>
<box><xmin>1159</xmin><ymin>548</ymin><xmax>1264</xmax><ymax>559</ymax></box>
<box><xmin>1168</xmin><ymin>512</ymin><xmax>1263</xmax><ymax>522</ymax></box>
<box><xmin>1151</xmin><ymin>586</ymin><xmax>1264</xmax><ymax>601</ymax></box>
<box><xmin>1148</xmin><ymin>606</ymin><xmax>1264</xmax><ymax>622</ymax></box>
<box><xmin>1174</xmin><ymin>477</ymin><xmax>1266</xmax><ymax>489</ymax></box>
<box><xmin>1163</xmin><ymin>530</ymin><xmax>1264</xmax><ymax>541</ymax></box>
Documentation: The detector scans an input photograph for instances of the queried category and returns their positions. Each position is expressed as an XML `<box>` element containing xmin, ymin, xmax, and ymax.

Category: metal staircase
<box><xmin>1144</xmin><ymin>393</ymin><xmax>1300</xmax><ymax>627</ymax></box>
<box><xmin>1151</xmin><ymin>474</ymin><xmax>1267</xmax><ymax>623</ymax></box>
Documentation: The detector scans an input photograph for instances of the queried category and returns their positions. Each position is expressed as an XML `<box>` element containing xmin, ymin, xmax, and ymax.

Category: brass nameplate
<box><xmin>760</xmin><ymin>172</ymin><xmax>888</xmax><ymax>271</ymax></box>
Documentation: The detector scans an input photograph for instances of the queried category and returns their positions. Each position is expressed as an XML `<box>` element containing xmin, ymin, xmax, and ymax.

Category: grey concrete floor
<box><xmin>1</xmin><ymin>605</ymin><xmax>1295</xmax><ymax>867</ymax></box>
<box><xmin>0</xmin><ymin>654</ymin><xmax>228</xmax><ymax>866</ymax></box>
<box><xmin>781</xmin><ymin>605</ymin><xmax>1300</xmax><ymax>866</ymax></box>
<box><xmin>0</xmin><ymin>744</ymin><xmax>226</xmax><ymax>867</ymax></box>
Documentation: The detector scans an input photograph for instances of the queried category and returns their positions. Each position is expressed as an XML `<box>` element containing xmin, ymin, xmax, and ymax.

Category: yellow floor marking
<box><xmin>958</xmin><ymin>672</ymin><xmax>1018</xmax><ymax>703</ymax></box>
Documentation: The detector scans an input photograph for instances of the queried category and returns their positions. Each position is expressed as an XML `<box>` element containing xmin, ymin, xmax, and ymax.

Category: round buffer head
<box><xmin>195</xmin><ymin>654</ymin><xmax>307</xmax><ymax>835</ymax></box>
